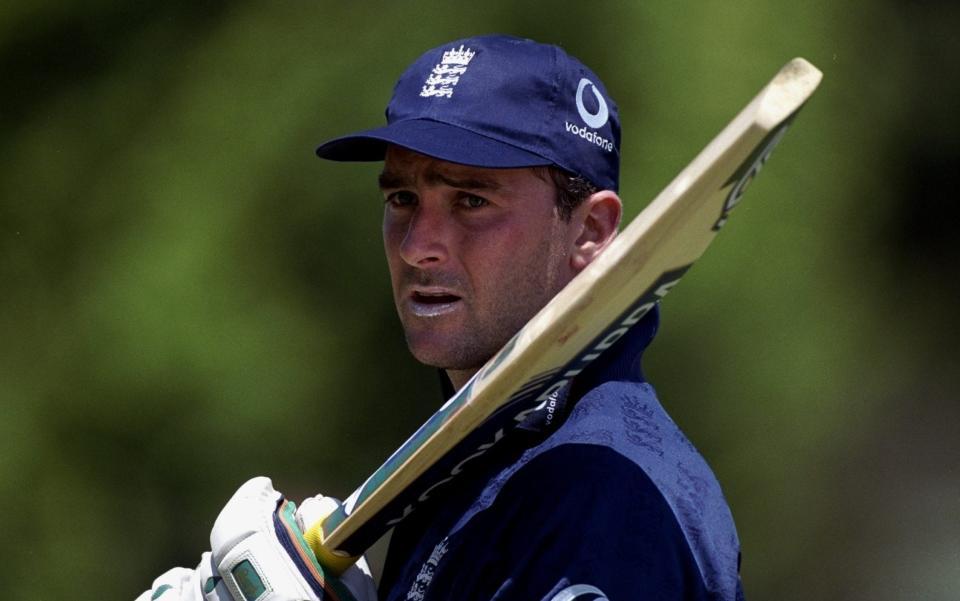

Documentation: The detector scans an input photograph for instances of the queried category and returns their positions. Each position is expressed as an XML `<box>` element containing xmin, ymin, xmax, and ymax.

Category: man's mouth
<box><xmin>409</xmin><ymin>290</ymin><xmax>462</xmax><ymax>317</ymax></box>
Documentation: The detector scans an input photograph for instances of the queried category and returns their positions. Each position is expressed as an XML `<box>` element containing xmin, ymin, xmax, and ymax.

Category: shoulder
<box><xmin>504</xmin><ymin>379</ymin><xmax>743</xmax><ymax>599</ymax></box>
<box><xmin>525</xmin><ymin>379</ymin><xmax>715</xmax><ymax>497</ymax></box>
<box><xmin>550</xmin><ymin>380</ymin><xmax>730</xmax><ymax>507</ymax></box>
<box><xmin>382</xmin><ymin>381</ymin><xmax>744</xmax><ymax>600</ymax></box>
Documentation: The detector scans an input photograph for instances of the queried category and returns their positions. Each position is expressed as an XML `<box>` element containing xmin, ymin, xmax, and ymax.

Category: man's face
<box><xmin>381</xmin><ymin>146</ymin><xmax>581</xmax><ymax>385</ymax></box>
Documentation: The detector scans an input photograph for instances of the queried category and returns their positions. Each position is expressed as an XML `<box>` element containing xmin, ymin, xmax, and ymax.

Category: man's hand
<box><xmin>135</xmin><ymin>553</ymin><xmax>230</xmax><ymax>601</ymax></box>
<box><xmin>137</xmin><ymin>477</ymin><xmax>377</xmax><ymax>601</ymax></box>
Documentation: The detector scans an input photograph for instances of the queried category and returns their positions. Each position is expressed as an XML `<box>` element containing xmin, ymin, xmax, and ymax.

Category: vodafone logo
<box><xmin>548</xmin><ymin>584</ymin><xmax>609</xmax><ymax>601</ymax></box>
<box><xmin>575</xmin><ymin>78</ymin><xmax>609</xmax><ymax>129</ymax></box>
<box><xmin>566</xmin><ymin>78</ymin><xmax>613</xmax><ymax>153</ymax></box>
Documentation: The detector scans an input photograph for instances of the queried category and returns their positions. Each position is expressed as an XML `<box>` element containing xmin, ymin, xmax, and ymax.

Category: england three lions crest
<box><xmin>420</xmin><ymin>45</ymin><xmax>476</xmax><ymax>99</ymax></box>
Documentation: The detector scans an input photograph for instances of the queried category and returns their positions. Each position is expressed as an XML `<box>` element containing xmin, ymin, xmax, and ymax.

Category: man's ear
<box><xmin>569</xmin><ymin>190</ymin><xmax>622</xmax><ymax>273</ymax></box>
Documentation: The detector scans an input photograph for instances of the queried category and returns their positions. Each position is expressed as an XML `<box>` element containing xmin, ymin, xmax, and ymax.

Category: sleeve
<box><xmin>468</xmin><ymin>444</ymin><xmax>715</xmax><ymax>601</ymax></box>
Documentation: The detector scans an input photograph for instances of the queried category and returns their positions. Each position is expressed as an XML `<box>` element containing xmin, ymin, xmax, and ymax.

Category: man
<box><xmin>139</xmin><ymin>34</ymin><xmax>744</xmax><ymax>601</ymax></box>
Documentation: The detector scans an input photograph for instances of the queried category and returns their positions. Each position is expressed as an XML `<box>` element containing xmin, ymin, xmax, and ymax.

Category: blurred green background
<box><xmin>2</xmin><ymin>2</ymin><xmax>957</xmax><ymax>599</ymax></box>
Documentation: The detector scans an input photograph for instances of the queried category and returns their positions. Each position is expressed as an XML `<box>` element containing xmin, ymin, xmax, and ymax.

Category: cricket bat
<box><xmin>305</xmin><ymin>58</ymin><xmax>823</xmax><ymax>573</ymax></box>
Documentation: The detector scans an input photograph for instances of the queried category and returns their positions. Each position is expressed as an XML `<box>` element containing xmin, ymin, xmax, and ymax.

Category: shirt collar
<box><xmin>437</xmin><ymin>303</ymin><xmax>660</xmax><ymax>422</ymax></box>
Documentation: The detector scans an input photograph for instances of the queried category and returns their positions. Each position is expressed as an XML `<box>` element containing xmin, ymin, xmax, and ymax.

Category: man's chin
<box><xmin>405</xmin><ymin>336</ymin><xmax>489</xmax><ymax>374</ymax></box>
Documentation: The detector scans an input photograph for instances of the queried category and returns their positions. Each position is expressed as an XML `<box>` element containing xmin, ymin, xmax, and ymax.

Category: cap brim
<box><xmin>315</xmin><ymin>119</ymin><xmax>553</xmax><ymax>169</ymax></box>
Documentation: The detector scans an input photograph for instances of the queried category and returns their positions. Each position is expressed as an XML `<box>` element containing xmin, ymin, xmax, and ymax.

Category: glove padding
<box><xmin>135</xmin><ymin>553</ymin><xmax>229</xmax><ymax>601</ymax></box>
<box><xmin>137</xmin><ymin>477</ymin><xmax>376</xmax><ymax>601</ymax></box>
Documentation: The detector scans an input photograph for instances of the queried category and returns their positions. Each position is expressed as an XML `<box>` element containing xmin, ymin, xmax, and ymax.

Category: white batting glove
<box><xmin>137</xmin><ymin>477</ymin><xmax>377</xmax><ymax>601</ymax></box>
<box><xmin>135</xmin><ymin>553</ymin><xmax>230</xmax><ymax>601</ymax></box>
<box><xmin>209</xmin><ymin>476</ymin><xmax>376</xmax><ymax>601</ymax></box>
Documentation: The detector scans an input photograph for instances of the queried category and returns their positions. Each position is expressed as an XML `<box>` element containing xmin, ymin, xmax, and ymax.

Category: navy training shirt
<box><xmin>379</xmin><ymin>307</ymin><xmax>744</xmax><ymax>600</ymax></box>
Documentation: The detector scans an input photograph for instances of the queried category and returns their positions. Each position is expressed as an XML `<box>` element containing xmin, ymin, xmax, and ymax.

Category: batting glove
<box><xmin>135</xmin><ymin>553</ymin><xmax>229</xmax><ymax>601</ymax></box>
<box><xmin>137</xmin><ymin>477</ymin><xmax>377</xmax><ymax>601</ymax></box>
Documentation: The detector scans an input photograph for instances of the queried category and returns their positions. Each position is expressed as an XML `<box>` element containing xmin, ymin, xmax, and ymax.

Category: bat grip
<box><xmin>303</xmin><ymin>518</ymin><xmax>360</xmax><ymax>577</ymax></box>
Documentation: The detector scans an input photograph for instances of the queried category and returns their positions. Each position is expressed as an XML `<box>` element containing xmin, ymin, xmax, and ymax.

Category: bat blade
<box><xmin>308</xmin><ymin>58</ymin><xmax>822</xmax><ymax>569</ymax></box>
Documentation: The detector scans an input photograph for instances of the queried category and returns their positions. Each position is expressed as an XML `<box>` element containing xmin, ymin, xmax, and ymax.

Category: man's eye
<box><xmin>386</xmin><ymin>191</ymin><xmax>417</xmax><ymax>207</ymax></box>
<box><xmin>461</xmin><ymin>194</ymin><xmax>488</xmax><ymax>209</ymax></box>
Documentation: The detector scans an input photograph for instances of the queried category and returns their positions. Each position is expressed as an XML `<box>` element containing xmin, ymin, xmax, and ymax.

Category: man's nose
<box><xmin>398</xmin><ymin>204</ymin><xmax>450</xmax><ymax>267</ymax></box>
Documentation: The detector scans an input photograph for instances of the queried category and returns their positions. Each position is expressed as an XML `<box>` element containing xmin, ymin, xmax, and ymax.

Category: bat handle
<box><xmin>303</xmin><ymin>518</ymin><xmax>360</xmax><ymax>577</ymax></box>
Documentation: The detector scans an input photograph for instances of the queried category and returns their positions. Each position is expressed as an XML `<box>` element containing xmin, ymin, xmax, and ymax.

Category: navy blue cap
<box><xmin>316</xmin><ymin>34</ymin><xmax>621</xmax><ymax>191</ymax></box>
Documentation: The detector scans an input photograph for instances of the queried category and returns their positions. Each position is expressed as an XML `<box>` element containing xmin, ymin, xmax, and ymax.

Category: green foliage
<box><xmin>1</xmin><ymin>2</ymin><xmax>957</xmax><ymax>599</ymax></box>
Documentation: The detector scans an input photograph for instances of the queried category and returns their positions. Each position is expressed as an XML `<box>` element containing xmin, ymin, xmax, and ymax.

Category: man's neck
<box><xmin>445</xmin><ymin>368</ymin><xmax>477</xmax><ymax>392</ymax></box>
